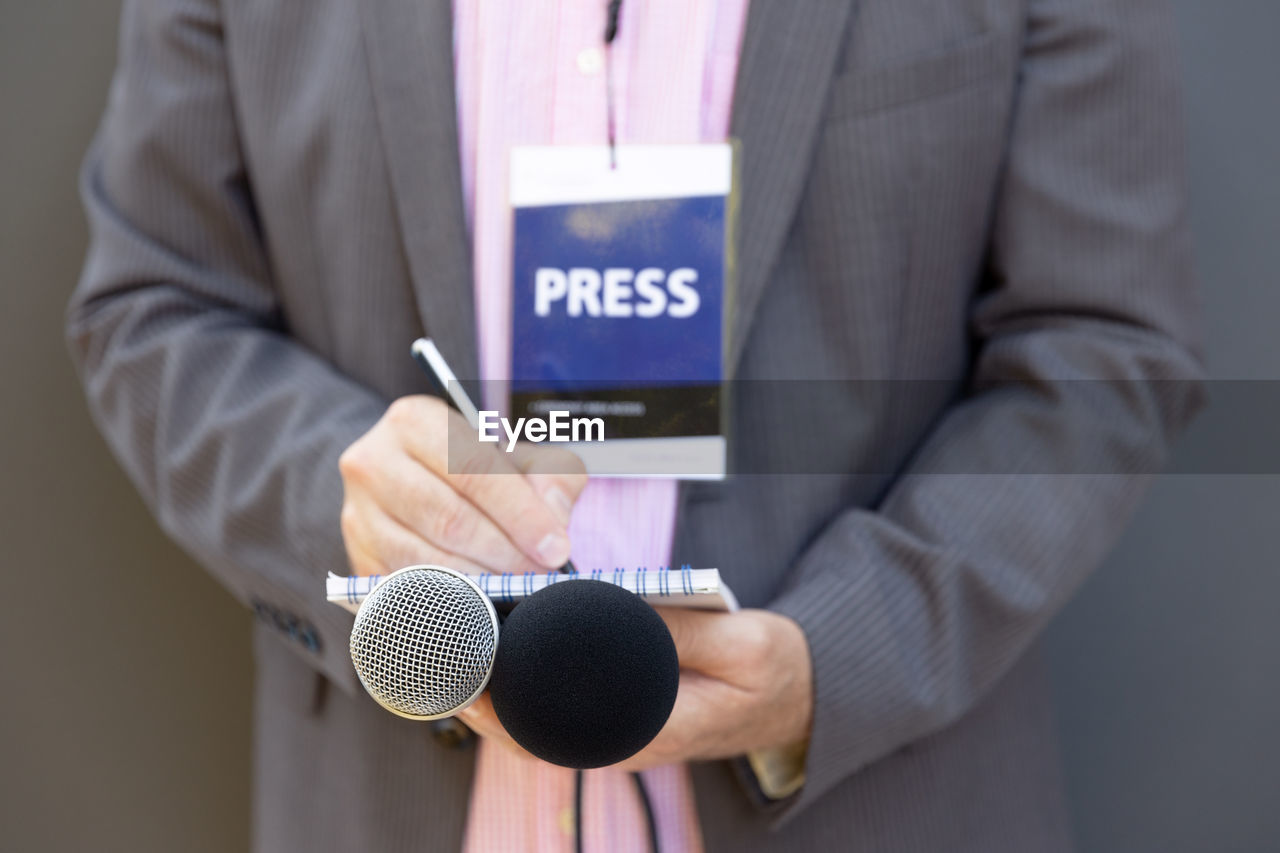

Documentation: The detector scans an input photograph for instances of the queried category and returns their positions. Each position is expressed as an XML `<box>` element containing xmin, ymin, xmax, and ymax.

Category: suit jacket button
<box><xmin>298</xmin><ymin>623</ymin><xmax>322</xmax><ymax>653</ymax></box>
<box><xmin>431</xmin><ymin>718</ymin><xmax>475</xmax><ymax>749</ymax></box>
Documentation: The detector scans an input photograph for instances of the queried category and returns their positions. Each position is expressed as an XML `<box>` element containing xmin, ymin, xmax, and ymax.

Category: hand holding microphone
<box><xmin>460</xmin><ymin>603</ymin><xmax>814</xmax><ymax>772</ymax></box>
<box><xmin>342</xmin><ymin>347</ymin><xmax>812</xmax><ymax>769</ymax></box>
<box><xmin>348</xmin><ymin>563</ymin><xmax>813</xmax><ymax>770</ymax></box>
<box><xmin>350</xmin><ymin>565</ymin><xmax>679</xmax><ymax>767</ymax></box>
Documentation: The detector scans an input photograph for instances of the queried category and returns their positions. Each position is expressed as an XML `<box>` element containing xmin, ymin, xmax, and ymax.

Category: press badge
<box><xmin>509</xmin><ymin>144</ymin><xmax>735</xmax><ymax>479</ymax></box>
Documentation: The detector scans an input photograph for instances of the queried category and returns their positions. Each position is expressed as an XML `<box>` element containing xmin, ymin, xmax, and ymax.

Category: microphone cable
<box><xmin>575</xmin><ymin>770</ymin><xmax>583</xmax><ymax>853</ymax></box>
<box><xmin>574</xmin><ymin>769</ymin><xmax>661</xmax><ymax>853</ymax></box>
<box><xmin>632</xmin><ymin>771</ymin><xmax>660</xmax><ymax>853</ymax></box>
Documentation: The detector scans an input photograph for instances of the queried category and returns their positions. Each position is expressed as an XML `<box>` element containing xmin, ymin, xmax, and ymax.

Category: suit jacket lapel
<box><xmin>727</xmin><ymin>0</ymin><xmax>856</xmax><ymax>374</ymax></box>
<box><xmin>674</xmin><ymin>0</ymin><xmax>855</xmax><ymax>547</ymax></box>
<box><xmin>357</xmin><ymin>0</ymin><xmax>480</xmax><ymax>383</ymax></box>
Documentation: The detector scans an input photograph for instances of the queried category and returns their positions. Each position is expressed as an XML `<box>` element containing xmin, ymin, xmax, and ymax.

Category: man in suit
<box><xmin>67</xmin><ymin>0</ymin><xmax>1203</xmax><ymax>850</ymax></box>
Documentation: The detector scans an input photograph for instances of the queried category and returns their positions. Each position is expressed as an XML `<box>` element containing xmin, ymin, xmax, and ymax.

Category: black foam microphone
<box><xmin>489</xmin><ymin>579</ymin><xmax>679</xmax><ymax>768</ymax></box>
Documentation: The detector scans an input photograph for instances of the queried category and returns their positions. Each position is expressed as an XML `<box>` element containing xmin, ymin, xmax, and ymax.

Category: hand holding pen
<box><xmin>411</xmin><ymin>338</ymin><xmax>580</xmax><ymax>574</ymax></box>
<box><xmin>335</xmin><ymin>338</ymin><xmax>584</xmax><ymax>579</ymax></box>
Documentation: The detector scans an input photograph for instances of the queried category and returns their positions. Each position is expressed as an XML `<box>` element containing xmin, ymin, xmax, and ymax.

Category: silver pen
<box><xmin>410</xmin><ymin>338</ymin><xmax>576</xmax><ymax>575</ymax></box>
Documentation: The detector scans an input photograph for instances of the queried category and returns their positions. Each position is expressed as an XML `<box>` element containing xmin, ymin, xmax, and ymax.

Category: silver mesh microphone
<box><xmin>349</xmin><ymin>565</ymin><xmax>499</xmax><ymax>720</ymax></box>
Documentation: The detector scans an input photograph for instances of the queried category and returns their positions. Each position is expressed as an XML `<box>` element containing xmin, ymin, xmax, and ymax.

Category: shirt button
<box><xmin>577</xmin><ymin>47</ymin><xmax>604</xmax><ymax>76</ymax></box>
<box><xmin>558</xmin><ymin>805</ymin><xmax>576</xmax><ymax>837</ymax></box>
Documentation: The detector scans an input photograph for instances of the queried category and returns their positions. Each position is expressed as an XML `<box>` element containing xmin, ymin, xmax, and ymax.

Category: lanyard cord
<box><xmin>604</xmin><ymin>0</ymin><xmax>623</xmax><ymax>167</ymax></box>
<box><xmin>574</xmin><ymin>6</ymin><xmax>661</xmax><ymax>853</ymax></box>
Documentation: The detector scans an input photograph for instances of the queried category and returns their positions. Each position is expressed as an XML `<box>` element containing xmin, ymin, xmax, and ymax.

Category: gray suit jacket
<box><xmin>68</xmin><ymin>0</ymin><xmax>1203</xmax><ymax>850</ymax></box>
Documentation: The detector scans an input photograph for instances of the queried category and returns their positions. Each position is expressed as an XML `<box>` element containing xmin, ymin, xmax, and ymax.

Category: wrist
<box><xmin>762</xmin><ymin>610</ymin><xmax>814</xmax><ymax>746</ymax></box>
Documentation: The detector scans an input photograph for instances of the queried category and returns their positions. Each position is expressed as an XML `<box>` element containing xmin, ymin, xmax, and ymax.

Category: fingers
<box><xmin>456</xmin><ymin>694</ymin><xmax>535</xmax><ymax>760</ymax></box>
<box><xmin>340</xmin><ymin>395</ymin><xmax>589</xmax><ymax>577</ymax></box>
<box><xmin>340</xmin><ymin>499</ymin><xmax>494</xmax><ymax>578</ymax></box>
<box><xmin>355</xmin><ymin>448</ymin><xmax>547</xmax><ymax>574</ymax></box>
<box><xmin>613</xmin><ymin>671</ymin><xmax>734</xmax><ymax>771</ymax></box>
<box><xmin>399</xmin><ymin>402</ymin><xmax>574</xmax><ymax>569</ymax></box>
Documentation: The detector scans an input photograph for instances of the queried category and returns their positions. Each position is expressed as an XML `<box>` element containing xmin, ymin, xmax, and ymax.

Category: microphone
<box><xmin>348</xmin><ymin>566</ymin><xmax>679</xmax><ymax>767</ymax></box>
<box><xmin>349</xmin><ymin>565</ymin><xmax>499</xmax><ymax>720</ymax></box>
<box><xmin>488</xmin><ymin>578</ymin><xmax>679</xmax><ymax>769</ymax></box>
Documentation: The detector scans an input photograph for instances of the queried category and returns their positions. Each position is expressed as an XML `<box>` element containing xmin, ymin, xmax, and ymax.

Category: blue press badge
<box><xmin>509</xmin><ymin>144</ymin><xmax>734</xmax><ymax>479</ymax></box>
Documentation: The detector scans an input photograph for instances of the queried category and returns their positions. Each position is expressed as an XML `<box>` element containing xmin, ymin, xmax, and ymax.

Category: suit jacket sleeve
<box><xmin>66</xmin><ymin>0</ymin><xmax>380</xmax><ymax>691</ymax></box>
<box><xmin>767</xmin><ymin>0</ymin><xmax>1205</xmax><ymax>822</ymax></box>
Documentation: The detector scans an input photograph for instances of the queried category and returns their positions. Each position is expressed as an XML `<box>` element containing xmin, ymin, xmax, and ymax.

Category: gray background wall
<box><xmin>0</xmin><ymin>2</ymin><xmax>1275</xmax><ymax>851</ymax></box>
<box><xmin>1042</xmin><ymin>3</ymin><xmax>1280</xmax><ymax>851</ymax></box>
<box><xmin>0</xmin><ymin>3</ymin><xmax>250</xmax><ymax>852</ymax></box>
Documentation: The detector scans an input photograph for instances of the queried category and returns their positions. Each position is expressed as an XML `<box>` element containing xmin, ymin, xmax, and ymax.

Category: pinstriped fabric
<box><xmin>824</xmin><ymin>31</ymin><xmax>1016</xmax><ymax>120</ymax></box>
<box><xmin>724</xmin><ymin>0</ymin><xmax>853</xmax><ymax>374</ymax></box>
<box><xmin>252</xmin><ymin>631</ymin><xmax>478</xmax><ymax>852</ymax></box>
<box><xmin>68</xmin><ymin>0</ymin><xmax>1202</xmax><ymax>851</ymax></box>
<box><xmin>682</xmin><ymin>0</ymin><xmax>1202</xmax><ymax>848</ymax></box>
<box><xmin>357</xmin><ymin>0</ymin><xmax>483</xmax><ymax>387</ymax></box>
<box><xmin>69</xmin><ymin>0</ymin><xmax>387</xmax><ymax>695</ymax></box>
<box><xmin>689</xmin><ymin>650</ymin><xmax>1075</xmax><ymax>852</ymax></box>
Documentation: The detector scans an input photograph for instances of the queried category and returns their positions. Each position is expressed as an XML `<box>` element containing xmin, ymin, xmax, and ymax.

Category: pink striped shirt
<box><xmin>451</xmin><ymin>1</ymin><xmax>748</xmax><ymax>850</ymax></box>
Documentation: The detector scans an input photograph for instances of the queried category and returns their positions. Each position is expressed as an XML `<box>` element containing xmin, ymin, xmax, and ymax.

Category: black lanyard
<box><xmin>604</xmin><ymin>0</ymin><xmax>623</xmax><ymax>166</ymax></box>
<box><xmin>580</xmin><ymin>12</ymin><xmax>661</xmax><ymax>853</ymax></box>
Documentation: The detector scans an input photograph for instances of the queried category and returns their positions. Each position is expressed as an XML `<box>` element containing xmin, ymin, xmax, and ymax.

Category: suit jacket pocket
<box><xmin>825</xmin><ymin>30</ymin><xmax>1017</xmax><ymax>121</ymax></box>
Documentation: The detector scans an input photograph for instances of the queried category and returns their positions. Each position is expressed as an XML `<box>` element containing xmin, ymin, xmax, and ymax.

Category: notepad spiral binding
<box><xmin>328</xmin><ymin>565</ymin><xmax>736</xmax><ymax>613</ymax></box>
<box><xmin>473</xmin><ymin>565</ymin><xmax>698</xmax><ymax>603</ymax></box>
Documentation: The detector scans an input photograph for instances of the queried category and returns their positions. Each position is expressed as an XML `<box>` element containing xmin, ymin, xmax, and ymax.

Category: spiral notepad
<box><xmin>327</xmin><ymin>567</ymin><xmax>738</xmax><ymax>614</ymax></box>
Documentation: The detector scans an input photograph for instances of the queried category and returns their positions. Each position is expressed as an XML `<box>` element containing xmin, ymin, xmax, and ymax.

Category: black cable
<box><xmin>575</xmin><ymin>768</ymin><xmax>585</xmax><ymax>853</ymax></box>
<box><xmin>631</xmin><ymin>771</ymin><xmax>660</xmax><ymax>853</ymax></box>
<box><xmin>604</xmin><ymin>0</ymin><xmax>623</xmax><ymax>44</ymax></box>
<box><xmin>603</xmin><ymin>0</ymin><xmax>624</xmax><ymax>166</ymax></box>
<box><xmin>576</xmin><ymin>769</ymin><xmax>660</xmax><ymax>853</ymax></box>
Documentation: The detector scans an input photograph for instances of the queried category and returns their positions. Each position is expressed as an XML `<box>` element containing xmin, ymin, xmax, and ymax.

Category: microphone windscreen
<box><xmin>489</xmin><ymin>580</ymin><xmax>679</xmax><ymax>769</ymax></box>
